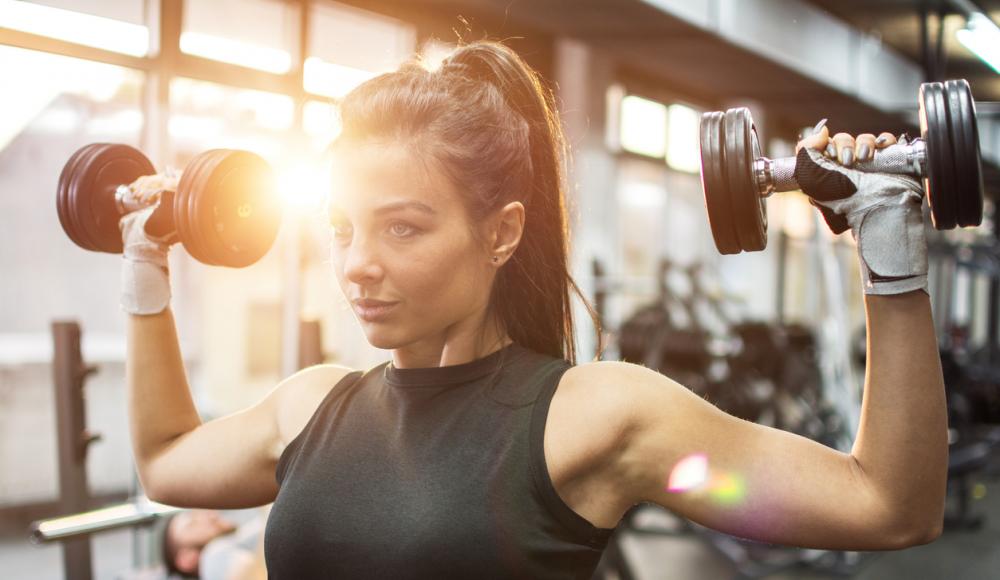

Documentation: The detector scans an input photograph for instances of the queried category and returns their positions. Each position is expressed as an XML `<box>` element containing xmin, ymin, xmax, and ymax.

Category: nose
<box><xmin>338</xmin><ymin>234</ymin><xmax>384</xmax><ymax>286</ymax></box>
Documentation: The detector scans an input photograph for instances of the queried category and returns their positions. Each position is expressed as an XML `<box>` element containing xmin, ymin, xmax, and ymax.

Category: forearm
<box><xmin>126</xmin><ymin>308</ymin><xmax>202</xmax><ymax>474</ymax></box>
<box><xmin>851</xmin><ymin>291</ymin><xmax>948</xmax><ymax>534</ymax></box>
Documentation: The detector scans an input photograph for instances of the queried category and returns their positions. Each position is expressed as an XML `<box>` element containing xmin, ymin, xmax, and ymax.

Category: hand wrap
<box><xmin>119</xmin><ymin>179</ymin><xmax>174</xmax><ymax>315</ymax></box>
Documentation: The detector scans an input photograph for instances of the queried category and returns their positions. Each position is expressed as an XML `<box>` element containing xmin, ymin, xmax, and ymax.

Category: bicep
<box><xmin>145</xmin><ymin>396</ymin><xmax>282</xmax><ymax>509</ymax></box>
<box><xmin>609</xmin><ymin>362</ymin><xmax>903</xmax><ymax>551</ymax></box>
<box><xmin>146</xmin><ymin>365</ymin><xmax>352</xmax><ymax>509</ymax></box>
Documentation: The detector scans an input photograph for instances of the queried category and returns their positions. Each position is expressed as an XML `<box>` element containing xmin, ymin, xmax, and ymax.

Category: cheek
<box><xmin>399</xmin><ymin>238</ymin><xmax>486</xmax><ymax>298</ymax></box>
<box><xmin>329</xmin><ymin>230</ymin><xmax>487</xmax><ymax>299</ymax></box>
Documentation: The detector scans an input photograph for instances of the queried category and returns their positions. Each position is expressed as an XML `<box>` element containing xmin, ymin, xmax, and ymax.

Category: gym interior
<box><xmin>2</xmin><ymin>1</ymin><xmax>1000</xmax><ymax>579</ymax></box>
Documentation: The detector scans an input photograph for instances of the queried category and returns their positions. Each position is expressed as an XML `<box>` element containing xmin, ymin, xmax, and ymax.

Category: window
<box><xmin>181</xmin><ymin>0</ymin><xmax>299</xmax><ymax>73</ymax></box>
<box><xmin>666</xmin><ymin>103</ymin><xmax>701</xmax><ymax>173</ymax></box>
<box><xmin>304</xmin><ymin>1</ymin><xmax>415</xmax><ymax>98</ymax></box>
<box><xmin>169</xmin><ymin>77</ymin><xmax>295</xmax><ymax>161</ymax></box>
<box><xmin>0</xmin><ymin>45</ymin><xmax>145</xmax><ymax>335</ymax></box>
<box><xmin>619</xmin><ymin>95</ymin><xmax>667</xmax><ymax>158</ymax></box>
<box><xmin>0</xmin><ymin>0</ymin><xmax>149</xmax><ymax>56</ymax></box>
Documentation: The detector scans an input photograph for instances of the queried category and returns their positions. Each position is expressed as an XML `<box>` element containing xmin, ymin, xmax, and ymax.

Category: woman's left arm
<box><xmin>581</xmin><ymin>291</ymin><xmax>945</xmax><ymax>551</ymax></box>
<box><xmin>853</xmin><ymin>291</ymin><xmax>947</xmax><ymax>536</ymax></box>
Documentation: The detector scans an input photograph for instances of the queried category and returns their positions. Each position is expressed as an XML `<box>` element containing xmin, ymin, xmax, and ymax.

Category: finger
<box><xmin>796</xmin><ymin>125</ymin><xmax>829</xmax><ymax>154</ymax></box>
<box><xmin>128</xmin><ymin>175</ymin><xmax>167</xmax><ymax>205</ymax></box>
<box><xmin>855</xmin><ymin>133</ymin><xmax>876</xmax><ymax>161</ymax></box>
<box><xmin>832</xmin><ymin>132</ymin><xmax>856</xmax><ymax>167</ymax></box>
<box><xmin>874</xmin><ymin>132</ymin><xmax>896</xmax><ymax>148</ymax></box>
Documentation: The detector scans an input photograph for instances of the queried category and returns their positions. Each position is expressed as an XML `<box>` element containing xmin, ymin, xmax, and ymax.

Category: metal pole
<box><xmin>52</xmin><ymin>321</ymin><xmax>101</xmax><ymax>580</ymax></box>
<box><xmin>281</xmin><ymin>214</ymin><xmax>303</xmax><ymax>378</ymax></box>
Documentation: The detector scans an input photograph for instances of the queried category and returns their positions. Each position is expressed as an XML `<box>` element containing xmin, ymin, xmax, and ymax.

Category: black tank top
<box><xmin>263</xmin><ymin>342</ymin><xmax>616</xmax><ymax>579</ymax></box>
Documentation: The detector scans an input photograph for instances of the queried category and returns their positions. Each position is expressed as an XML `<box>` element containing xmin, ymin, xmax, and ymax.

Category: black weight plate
<box><xmin>175</xmin><ymin>149</ymin><xmax>221</xmax><ymax>264</ymax></box>
<box><xmin>747</xmin><ymin>122</ymin><xmax>768</xmax><ymax>246</ymax></box>
<box><xmin>920</xmin><ymin>82</ymin><xmax>958</xmax><ymax>230</ymax></box>
<box><xmin>199</xmin><ymin>150</ymin><xmax>280</xmax><ymax>268</ymax></box>
<box><xmin>724</xmin><ymin>108</ymin><xmax>766</xmax><ymax>252</ymax></box>
<box><xmin>946</xmin><ymin>80</ymin><xmax>984</xmax><ymax>227</ymax></box>
<box><xmin>173</xmin><ymin>150</ymin><xmax>203</xmax><ymax>262</ymax></box>
<box><xmin>192</xmin><ymin>150</ymin><xmax>235</xmax><ymax>266</ymax></box>
<box><xmin>944</xmin><ymin>80</ymin><xmax>972</xmax><ymax>229</ymax></box>
<box><xmin>188</xmin><ymin>150</ymin><xmax>227</xmax><ymax>265</ymax></box>
<box><xmin>66</xmin><ymin>143</ymin><xmax>108</xmax><ymax>250</ymax></box>
<box><xmin>61</xmin><ymin>143</ymin><xmax>155</xmax><ymax>253</ymax></box>
<box><xmin>69</xmin><ymin>143</ymin><xmax>126</xmax><ymax>251</ymax></box>
<box><xmin>57</xmin><ymin>144</ymin><xmax>101</xmax><ymax>250</ymax></box>
<box><xmin>90</xmin><ymin>145</ymin><xmax>156</xmax><ymax>252</ymax></box>
<box><xmin>700</xmin><ymin>111</ymin><xmax>741</xmax><ymax>255</ymax></box>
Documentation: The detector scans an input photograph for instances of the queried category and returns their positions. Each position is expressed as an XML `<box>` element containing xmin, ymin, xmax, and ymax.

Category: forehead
<box><xmin>329</xmin><ymin>143</ymin><xmax>458</xmax><ymax>213</ymax></box>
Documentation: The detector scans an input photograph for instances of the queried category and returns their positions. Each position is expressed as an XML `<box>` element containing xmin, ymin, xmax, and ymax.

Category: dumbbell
<box><xmin>56</xmin><ymin>143</ymin><xmax>281</xmax><ymax>267</ymax></box>
<box><xmin>700</xmin><ymin>79</ymin><xmax>985</xmax><ymax>255</ymax></box>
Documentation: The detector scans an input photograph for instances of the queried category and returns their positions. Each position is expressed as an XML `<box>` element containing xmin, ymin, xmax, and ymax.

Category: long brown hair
<box><xmin>331</xmin><ymin>40</ymin><xmax>602</xmax><ymax>364</ymax></box>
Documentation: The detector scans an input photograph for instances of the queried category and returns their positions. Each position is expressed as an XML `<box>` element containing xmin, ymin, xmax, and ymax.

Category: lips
<box><xmin>354</xmin><ymin>299</ymin><xmax>396</xmax><ymax>308</ymax></box>
<box><xmin>352</xmin><ymin>299</ymin><xmax>398</xmax><ymax>322</ymax></box>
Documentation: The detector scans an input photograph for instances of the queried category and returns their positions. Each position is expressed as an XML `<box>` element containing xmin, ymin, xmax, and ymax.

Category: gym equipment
<box><xmin>56</xmin><ymin>143</ymin><xmax>280</xmax><ymax>268</ymax></box>
<box><xmin>48</xmin><ymin>321</ymin><xmax>101</xmax><ymax>580</ymax></box>
<box><xmin>700</xmin><ymin>79</ymin><xmax>984</xmax><ymax>254</ymax></box>
<box><xmin>30</xmin><ymin>498</ymin><xmax>181</xmax><ymax>544</ymax></box>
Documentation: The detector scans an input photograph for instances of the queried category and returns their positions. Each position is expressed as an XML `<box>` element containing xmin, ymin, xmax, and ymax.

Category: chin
<box><xmin>361</xmin><ymin>326</ymin><xmax>406</xmax><ymax>351</ymax></box>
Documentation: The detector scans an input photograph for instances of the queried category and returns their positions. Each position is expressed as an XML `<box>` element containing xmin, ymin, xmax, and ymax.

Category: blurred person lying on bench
<box><xmin>158</xmin><ymin>506</ymin><xmax>269</xmax><ymax>579</ymax></box>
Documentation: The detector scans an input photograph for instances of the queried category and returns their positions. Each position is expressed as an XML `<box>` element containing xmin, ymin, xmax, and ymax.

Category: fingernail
<box><xmin>812</xmin><ymin>118</ymin><xmax>828</xmax><ymax>135</ymax></box>
<box><xmin>875</xmin><ymin>135</ymin><xmax>888</xmax><ymax>146</ymax></box>
<box><xmin>840</xmin><ymin>148</ymin><xmax>854</xmax><ymax>166</ymax></box>
<box><xmin>858</xmin><ymin>144</ymin><xmax>870</xmax><ymax>160</ymax></box>
<box><xmin>825</xmin><ymin>143</ymin><xmax>836</xmax><ymax>158</ymax></box>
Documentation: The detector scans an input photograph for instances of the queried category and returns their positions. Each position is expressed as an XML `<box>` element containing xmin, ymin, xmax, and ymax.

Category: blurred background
<box><xmin>1</xmin><ymin>0</ymin><xmax>999</xmax><ymax>578</ymax></box>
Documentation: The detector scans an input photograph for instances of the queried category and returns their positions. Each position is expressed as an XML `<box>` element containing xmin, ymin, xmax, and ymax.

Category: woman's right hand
<box><xmin>119</xmin><ymin>174</ymin><xmax>177</xmax><ymax>315</ymax></box>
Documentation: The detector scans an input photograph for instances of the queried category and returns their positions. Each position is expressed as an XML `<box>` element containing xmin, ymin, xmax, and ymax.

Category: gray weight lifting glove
<box><xmin>794</xmin><ymin>144</ymin><xmax>928</xmax><ymax>296</ymax></box>
<box><xmin>119</xmin><ymin>182</ymin><xmax>173</xmax><ymax>315</ymax></box>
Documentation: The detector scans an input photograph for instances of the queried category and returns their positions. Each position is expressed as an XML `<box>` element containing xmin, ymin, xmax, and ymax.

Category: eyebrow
<box><xmin>373</xmin><ymin>201</ymin><xmax>438</xmax><ymax>216</ymax></box>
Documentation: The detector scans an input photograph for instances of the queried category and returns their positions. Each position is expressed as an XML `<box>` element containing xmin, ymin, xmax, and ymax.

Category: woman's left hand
<box><xmin>795</xmin><ymin>123</ymin><xmax>898</xmax><ymax>167</ymax></box>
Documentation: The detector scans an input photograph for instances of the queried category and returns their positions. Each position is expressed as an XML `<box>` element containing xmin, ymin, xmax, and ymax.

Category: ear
<box><xmin>487</xmin><ymin>201</ymin><xmax>525</xmax><ymax>264</ymax></box>
<box><xmin>175</xmin><ymin>547</ymin><xmax>201</xmax><ymax>575</ymax></box>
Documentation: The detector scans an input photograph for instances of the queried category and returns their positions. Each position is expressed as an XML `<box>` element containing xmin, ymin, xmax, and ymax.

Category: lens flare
<box><xmin>666</xmin><ymin>453</ymin><xmax>747</xmax><ymax>506</ymax></box>
<box><xmin>667</xmin><ymin>453</ymin><xmax>708</xmax><ymax>493</ymax></box>
<box><xmin>277</xmin><ymin>164</ymin><xmax>329</xmax><ymax>211</ymax></box>
<box><xmin>708</xmin><ymin>472</ymin><xmax>746</xmax><ymax>505</ymax></box>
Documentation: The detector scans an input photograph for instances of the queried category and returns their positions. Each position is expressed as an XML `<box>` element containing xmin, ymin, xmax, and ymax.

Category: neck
<box><xmin>392</xmin><ymin>321</ymin><xmax>511</xmax><ymax>369</ymax></box>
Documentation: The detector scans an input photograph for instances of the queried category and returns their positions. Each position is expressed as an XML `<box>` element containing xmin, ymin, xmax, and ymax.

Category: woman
<box><xmin>120</xmin><ymin>40</ymin><xmax>947</xmax><ymax>579</ymax></box>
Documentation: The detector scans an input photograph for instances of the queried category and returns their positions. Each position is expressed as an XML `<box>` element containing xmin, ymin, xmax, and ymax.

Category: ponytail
<box><xmin>336</xmin><ymin>40</ymin><xmax>603</xmax><ymax>363</ymax></box>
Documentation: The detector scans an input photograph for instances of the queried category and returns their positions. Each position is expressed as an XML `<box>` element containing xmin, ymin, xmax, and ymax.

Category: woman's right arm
<box><xmin>127</xmin><ymin>308</ymin><xmax>351</xmax><ymax>509</ymax></box>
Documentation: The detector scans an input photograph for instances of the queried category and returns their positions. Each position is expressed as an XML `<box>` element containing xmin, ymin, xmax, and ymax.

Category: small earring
<box><xmin>492</xmin><ymin>256</ymin><xmax>499</xmax><ymax>263</ymax></box>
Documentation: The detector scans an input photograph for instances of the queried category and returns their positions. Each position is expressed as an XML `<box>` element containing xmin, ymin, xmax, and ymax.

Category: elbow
<box><xmin>906</xmin><ymin>520</ymin><xmax>943</xmax><ymax>547</ymax></box>
<box><xmin>137</xmin><ymin>460</ymin><xmax>174</xmax><ymax>506</ymax></box>
<box><xmin>138</xmin><ymin>470</ymin><xmax>168</xmax><ymax>505</ymax></box>
<box><xmin>887</xmin><ymin>518</ymin><xmax>943</xmax><ymax>550</ymax></box>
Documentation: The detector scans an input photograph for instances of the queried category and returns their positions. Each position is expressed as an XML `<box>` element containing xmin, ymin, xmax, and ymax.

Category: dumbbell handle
<box><xmin>754</xmin><ymin>140</ymin><xmax>927</xmax><ymax>197</ymax></box>
<box><xmin>113</xmin><ymin>183</ymin><xmax>174</xmax><ymax>215</ymax></box>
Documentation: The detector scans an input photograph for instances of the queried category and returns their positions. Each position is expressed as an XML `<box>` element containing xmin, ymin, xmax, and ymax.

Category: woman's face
<box><xmin>328</xmin><ymin>143</ymin><xmax>502</xmax><ymax>356</ymax></box>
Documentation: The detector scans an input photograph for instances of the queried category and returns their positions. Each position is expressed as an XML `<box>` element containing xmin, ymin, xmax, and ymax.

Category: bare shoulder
<box><xmin>555</xmin><ymin>359</ymin><xmax>722</xmax><ymax>469</ymax></box>
<box><xmin>273</xmin><ymin>364</ymin><xmax>357</xmax><ymax>448</ymax></box>
<box><xmin>554</xmin><ymin>359</ymin><xmax>671</xmax><ymax>431</ymax></box>
<box><xmin>545</xmin><ymin>360</ymin><xmax>657</xmax><ymax>527</ymax></box>
<box><xmin>549</xmin><ymin>360</ymin><xmax>734</xmax><ymax>527</ymax></box>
